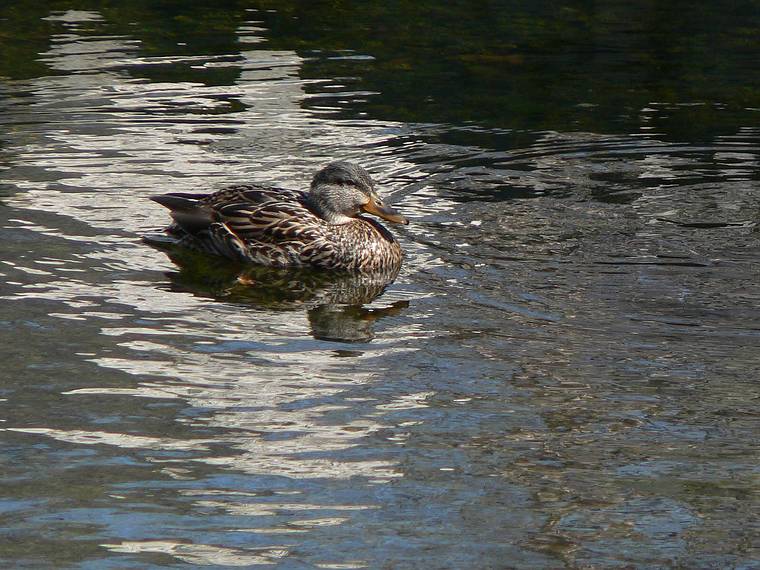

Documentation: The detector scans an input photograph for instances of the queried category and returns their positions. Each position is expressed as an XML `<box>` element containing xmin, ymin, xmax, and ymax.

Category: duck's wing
<box><xmin>216</xmin><ymin>194</ymin><xmax>343</xmax><ymax>267</ymax></box>
<box><xmin>209</xmin><ymin>186</ymin><xmax>322</xmax><ymax>242</ymax></box>
<box><xmin>152</xmin><ymin>184</ymin><xmax>315</xmax><ymax>237</ymax></box>
<box><xmin>152</xmin><ymin>184</ymin><xmax>337</xmax><ymax>266</ymax></box>
<box><xmin>152</xmin><ymin>184</ymin><xmax>302</xmax><ymax>210</ymax></box>
<box><xmin>199</xmin><ymin>184</ymin><xmax>306</xmax><ymax>209</ymax></box>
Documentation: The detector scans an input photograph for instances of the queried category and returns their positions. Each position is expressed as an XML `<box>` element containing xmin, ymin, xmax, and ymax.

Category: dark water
<box><xmin>1</xmin><ymin>2</ymin><xmax>759</xmax><ymax>568</ymax></box>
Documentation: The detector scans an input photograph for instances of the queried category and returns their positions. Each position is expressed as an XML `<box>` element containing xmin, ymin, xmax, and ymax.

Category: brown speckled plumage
<box><xmin>151</xmin><ymin>162</ymin><xmax>406</xmax><ymax>273</ymax></box>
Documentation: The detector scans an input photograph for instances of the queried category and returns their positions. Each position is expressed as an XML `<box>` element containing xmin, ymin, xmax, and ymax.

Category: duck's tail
<box><xmin>150</xmin><ymin>193</ymin><xmax>215</xmax><ymax>234</ymax></box>
<box><xmin>149</xmin><ymin>192</ymin><xmax>249</xmax><ymax>260</ymax></box>
<box><xmin>150</xmin><ymin>193</ymin><xmax>203</xmax><ymax>212</ymax></box>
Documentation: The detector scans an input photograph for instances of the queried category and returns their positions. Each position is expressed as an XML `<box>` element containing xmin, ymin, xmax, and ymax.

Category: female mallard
<box><xmin>150</xmin><ymin>161</ymin><xmax>408</xmax><ymax>273</ymax></box>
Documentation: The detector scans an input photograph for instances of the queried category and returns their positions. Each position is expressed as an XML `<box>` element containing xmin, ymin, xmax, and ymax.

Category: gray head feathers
<box><xmin>308</xmin><ymin>161</ymin><xmax>408</xmax><ymax>226</ymax></box>
<box><xmin>309</xmin><ymin>162</ymin><xmax>375</xmax><ymax>224</ymax></box>
<box><xmin>311</xmin><ymin>161</ymin><xmax>375</xmax><ymax>195</ymax></box>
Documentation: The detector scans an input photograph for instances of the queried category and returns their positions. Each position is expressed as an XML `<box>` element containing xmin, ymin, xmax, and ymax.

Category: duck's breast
<box><xmin>328</xmin><ymin>218</ymin><xmax>402</xmax><ymax>272</ymax></box>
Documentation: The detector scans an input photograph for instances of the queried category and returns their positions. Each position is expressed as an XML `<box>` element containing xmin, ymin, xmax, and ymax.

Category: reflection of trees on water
<box><xmin>3</xmin><ymin>1</ymin><xmax>760</xmax><ymax>136</ymax></box>
<box><xmin>161</xmin><ymin>247</ymin><xmax>407</xmax><ymax>343</ymax></box>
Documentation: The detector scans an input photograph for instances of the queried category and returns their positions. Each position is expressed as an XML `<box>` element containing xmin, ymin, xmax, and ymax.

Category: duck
<box><xmin>150</xmin><ymin>161</ymin><xmax>408</xmax><ymax>273</ymax></box>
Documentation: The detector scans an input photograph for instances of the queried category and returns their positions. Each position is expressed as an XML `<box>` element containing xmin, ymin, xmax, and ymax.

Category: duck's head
<box><xmin>309</xmin><ymin>161</ymin><xmax>408</xmax><ymax>226</ymax></box>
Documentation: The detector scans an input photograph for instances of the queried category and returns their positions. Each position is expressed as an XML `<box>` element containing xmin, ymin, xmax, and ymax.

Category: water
<box><xmin>1</xmin><ymin>2</ymin><xmax>759</xmax><ymax>568</ymax></box>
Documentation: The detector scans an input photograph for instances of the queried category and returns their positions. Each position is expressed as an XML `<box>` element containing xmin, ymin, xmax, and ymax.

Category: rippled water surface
<box><xmin>1</xmin><ymin>2</ymin><xmax>759</xmax><ymax>568</ymax></box>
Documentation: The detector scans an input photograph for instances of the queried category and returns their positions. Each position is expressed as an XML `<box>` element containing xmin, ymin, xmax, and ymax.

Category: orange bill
<box><xmin>362</xmin><ymin>197</ymin><xmax>409</xmax><ymax>225</ymax></box>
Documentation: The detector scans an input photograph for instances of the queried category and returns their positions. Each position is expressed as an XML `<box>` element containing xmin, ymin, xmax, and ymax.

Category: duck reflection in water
<box><xmin>155</xmin><ymin>249</ymin><xmax>407</xmax><ymax>343</ymax></box>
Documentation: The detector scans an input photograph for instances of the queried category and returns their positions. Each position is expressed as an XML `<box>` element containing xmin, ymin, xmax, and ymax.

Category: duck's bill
<box><xmin>362</xmin><ymin>199</ymin><xmax>409</xmax><ymax>225</ymax></box>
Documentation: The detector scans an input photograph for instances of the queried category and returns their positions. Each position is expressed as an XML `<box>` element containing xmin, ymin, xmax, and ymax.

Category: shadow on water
<box><xmin>156</xmin><ymin>246</ymin><xmax>407</xmax><ymax>343</ymax></box>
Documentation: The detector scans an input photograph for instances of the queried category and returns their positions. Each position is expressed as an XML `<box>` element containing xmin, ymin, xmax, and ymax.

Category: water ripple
<box><xmin>0</xmin><ymin>7</ymin><xmax>758</xmax><ymax>569</ymax></box>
